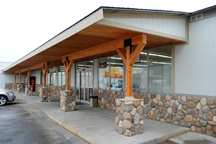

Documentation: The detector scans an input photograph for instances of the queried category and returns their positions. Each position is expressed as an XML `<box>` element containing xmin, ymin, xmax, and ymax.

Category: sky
<box><xmin>0</xmin><ymin>0</ymin><xmax>215</xmax><ymax>62</ymax></box>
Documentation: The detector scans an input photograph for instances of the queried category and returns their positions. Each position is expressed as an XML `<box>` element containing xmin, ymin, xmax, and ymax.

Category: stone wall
<box><xmin>94</xmin><ymin>89</ymin><xmax>216</xmax><ymax>137</ymax></box>
<box><xmin>36</xmin><ymin>84</ymin><xmax>43</xmax><ymax>93</ymax></box>
<box><xmin>115</xmin><ymin>99</ymin><xmax>144</xmax><ymax>136</ymax></box>
<box><xmin>93</xmin><ymin>89</ymin><xmax>125</xmax><ymax>110</ymax></box>
<box><xmin>13</xmin><ymin>84</ymin><xmax>17</xmax><ymax>91</ymax></box>
<box><xmin>17</xmin><ymin>84</ymin><xmax>24</xmax><ymax>92</ymax></box>
<box><xmin>36</xmin><ymin>84</ymin><xmax>71</xmax><ymax>98</ymax></box>
<box><xmin>25</xmin><ymin>85</ymin><xmax>33</xmax><ymax>96</ymax></box>
<box><xmin>39</xmin><ymin>87</ymin><xmax>50</xmax><ymax>102</ymax></box>
<box><xmin>60</xmin><ymin>90</ymin><xmax>76</xmax><ymax>112</ymax></box>
<box><xmin>5</xmin><ymin>83</ymin><xmax>13</xmax><ymax>90</ymax></box>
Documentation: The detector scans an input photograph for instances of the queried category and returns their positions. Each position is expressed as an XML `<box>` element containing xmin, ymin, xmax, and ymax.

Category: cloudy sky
<box><xmin>0</xmin><ymin>0</ymin><xmax>215</xmax><ymax>62</ymax></box>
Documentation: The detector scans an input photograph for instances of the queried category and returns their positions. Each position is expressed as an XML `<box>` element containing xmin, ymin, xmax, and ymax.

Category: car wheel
<box><xmin>0</xmin><ymin>96</ymin><xmax>7</xmax><ymax>106</ymax></box>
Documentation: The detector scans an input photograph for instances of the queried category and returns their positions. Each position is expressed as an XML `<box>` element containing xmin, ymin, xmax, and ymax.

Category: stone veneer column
<box><xmin>39</xmin><ymin>87</ymin><xmax>50</xmax><ymax>102</ymax></box>
<box><xmin>13</xmin><ymin>84</ymin><xmax>17</xmax><ymax>91</ymax></box>
<box><xmin>115</xmin><ymin>99</ymin><xmax>144</xmax><ymax>136</ymax></box>
<box><xmin>60</xmin><ymin>90</ymin><xmax>76</xmax><ymax>112</ymax></box>
<box><xmin>25</xmin><ymin>85</ymin><xmax>33</xmax><ymax>96</ymax></box>
<box><xmin>17</xmin><ymin>84</ymin><xmax>24</xmax><ymax>92</ymax></box>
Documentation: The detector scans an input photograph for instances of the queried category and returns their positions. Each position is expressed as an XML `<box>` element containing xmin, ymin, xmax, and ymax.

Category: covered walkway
<box><xmin>14</xmin><ymin>91</ymin><xmax>190</xmax><ymax>144</ymax></box>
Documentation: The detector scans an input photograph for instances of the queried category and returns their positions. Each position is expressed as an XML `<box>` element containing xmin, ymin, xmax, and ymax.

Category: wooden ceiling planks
<box><xmin>5</xmin><ymin>24</ymin><xmax>185</xmax><ymax>72</ymax></box>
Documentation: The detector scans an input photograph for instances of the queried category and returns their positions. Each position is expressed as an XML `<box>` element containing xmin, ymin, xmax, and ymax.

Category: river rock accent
<box><xmin>17</xmin><ymin>84</ymin><xmax>24</xmax><ymax>92</ymax></box>
<box><xmin>39</xmin><ymin>87</ymin><xmax>50</xmax><ymax>102</ymax></box>
<box><xmin>93</xmin><ymin>89</ymin><xmax>216</xmax><ymax>138</ymax></box>
<box><xmin>5</xmin><ymin>83</ymin><xmax>13</xmax><ymax>90</ymax></box>
<box><xmin>60</xmin><ymin>90</ymin><xmax>76</xmax><ymax>112</ymax></box>
<box><xmin>115</xmin><ymin>99</ymin><xmax>144</xmax><ymax>136</ymax></box>
<box><xmin>25</xmin><ymin>85</ymin><xmax>33</xmax><ymax>96</ymax></box>
<box><xmin>12</xmin><ymin>84</ymin><xmax>17</xmax><ymax>91</ymax></box>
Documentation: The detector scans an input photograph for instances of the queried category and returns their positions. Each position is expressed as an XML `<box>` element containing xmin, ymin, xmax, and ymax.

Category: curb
<box><xmin>143</xmin><ymin>128</ymin><xmax>191</xmax><ymax>144</ymax></box>
<box><xmin>47</xmin><ymin>115</ymin><xmax>99</xmax><ymax>144</ymax></box>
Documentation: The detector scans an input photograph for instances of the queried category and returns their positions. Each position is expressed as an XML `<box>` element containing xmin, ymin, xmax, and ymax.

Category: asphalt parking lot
<box><xmin>0</xmin><ymin>100</ymin><xmax>88</xmax><ymax>144</ymax></box>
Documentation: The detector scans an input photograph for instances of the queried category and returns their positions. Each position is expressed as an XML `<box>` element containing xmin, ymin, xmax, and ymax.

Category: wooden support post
<box><xmin>14</xmin><ymin>73</ymin><xmax>16</xmax><ymax>84</ymax></box>
<box><xmin>116</xmin><ymin>34</ymin><xmax>147</xmax><ymax>98</ymax></box>
<box><xmin>42</xmin><ymin>62</ymin><xmax>48</xmax><ymax>87</ymax></box>
<box><xmin>19</xmin><ymin>72</ymin><xmax>22</xmax><ymax>84</ymax></box>
<box><xmin>62</xmin><ymin>58</ymin><xmax>74</xmax><ymax>90</ymax></box>
<box><xmin>27</xmin><ymin>70</ymin><xmax>31</xmax><ymax>85</ymax></box>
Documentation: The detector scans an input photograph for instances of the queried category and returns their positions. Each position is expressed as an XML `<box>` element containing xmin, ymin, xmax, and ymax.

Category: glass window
<box><xmin>89</xmin><ymin>72</ymin><xmax>93</xmax><ymax>87</ymax></box>
<box><xmin>58</xmin><ymin>71</ymin><xmax>61</xmax><ymax>86</ymax></box>
<box><xmin>109</xmin><ymin>55</ymin><xmax>124</xmax><ymax>91</ymax></box>
<box><xmin>148</xmin><ymin>46</ymin><xmax>172</xmax><ymax>94</ymax></box>
<box><xmin>99</xmin><ymin>57</ymin><xmax>109</xmax><ymax>90</ymax></box>
<box><xmin>133</xmin><ymin>50</ymin><xmax>148</xmax><ymax>93</ymax></box>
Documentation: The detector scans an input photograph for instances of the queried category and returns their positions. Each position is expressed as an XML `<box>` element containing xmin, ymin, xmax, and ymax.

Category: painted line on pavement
<box><xmin>47</xmin><ymin>115</ymin><xmax>99</xmax><ymax>144</ymax></box>
<box><xmin>0</xmin><ymin>110</ymin><xmax>41</xmax><ymax>117</ymax></box>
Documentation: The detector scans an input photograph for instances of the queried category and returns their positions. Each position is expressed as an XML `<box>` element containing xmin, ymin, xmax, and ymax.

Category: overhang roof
<box><xmin>3</xmin><ymin>6</ymin><xmax>195</xmax><ymax>73</ymax></box>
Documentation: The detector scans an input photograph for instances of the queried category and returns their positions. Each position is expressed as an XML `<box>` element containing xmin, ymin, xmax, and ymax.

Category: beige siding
<box><xmin>175</xmin><ymin>16</ymin><xmax>216</xmax><ymax>96</ymax></box>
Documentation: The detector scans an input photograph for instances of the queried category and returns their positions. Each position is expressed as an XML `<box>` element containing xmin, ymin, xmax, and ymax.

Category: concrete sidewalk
<box><xmin>14</xmin><ymin>92</ymin><xmax>191</xmax><ymax>144</ymax></box>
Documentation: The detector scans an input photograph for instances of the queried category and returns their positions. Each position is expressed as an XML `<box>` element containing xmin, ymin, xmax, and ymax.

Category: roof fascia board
<box><xmin>104</xmin><ymin>12</ymin><xmax>187</xmax><ymax>19</ymax></box>
<box><xmin>3</xmin><ymin>8</ymin><xmax>104</xmax><ymax>72</ymax></box>
<box><xmin>96</xmin><ymin>19</ymin><xmax>187</xmax><ymax>42</ymax></box>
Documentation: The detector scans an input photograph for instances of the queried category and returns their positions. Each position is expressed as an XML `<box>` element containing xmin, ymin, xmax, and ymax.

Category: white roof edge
<box><xmin>3</xmin><ymin>8</ymin><xmax>104</xmax><ymax>72</ymax></box>
<box><xmin>96</xmin><ymin>19</ymin><xmax>187</xmax><ymax>42</ymax></box>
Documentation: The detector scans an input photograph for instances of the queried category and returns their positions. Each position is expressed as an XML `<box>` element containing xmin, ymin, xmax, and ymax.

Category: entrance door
<box><xmin>30</xmin><ymin>77</ymin><xmax>36</xmax><ymax>92</ymax></box>
<box><xmin>76</xmin><ymin>67</ymin><xmax>93</xmax><ymax>103</ymax></box>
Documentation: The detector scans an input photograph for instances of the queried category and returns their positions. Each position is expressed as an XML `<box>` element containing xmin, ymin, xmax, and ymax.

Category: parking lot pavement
<box><xmin>0</xmin><ymin>100</ymin><xmax>88</xmax><ymax>144</ymax></box>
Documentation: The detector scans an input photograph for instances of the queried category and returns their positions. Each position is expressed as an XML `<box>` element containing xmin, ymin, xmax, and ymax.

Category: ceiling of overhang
<box><xmin>5</xmin><ymin>24</ymin><xmax>184</xmax><ymax>72</ymax></box>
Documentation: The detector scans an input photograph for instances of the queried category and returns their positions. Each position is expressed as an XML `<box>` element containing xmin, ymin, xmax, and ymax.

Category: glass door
<box><xmin>76</xmin><ymin>61</ymin><xmax>93</xmax><ymax>103</ymax></box>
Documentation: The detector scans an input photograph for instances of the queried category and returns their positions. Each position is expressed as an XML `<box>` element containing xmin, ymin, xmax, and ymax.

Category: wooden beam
<box><xmin>115</xmin><ymin>34</ymin><xmax>147</xmax><ymax>98</ymax></box>
<box><xmin>116</xmin><ymin>48</ymin><xmax>126</xmax><ymax>65</ymax></box>
<box><xmin>27</xmin><ymin>70</ymin><xmax>31</xmax><ymax>85</ymax></box>
<box><xmin>62</xmin><ymin>59</ymin><xmax>74</xmax><ymax>90</ymax></box>
<box><xmin>126</xmin><ymin>46</ymin><xmax>133</xmax><ymax>97</ymax></box>
<box><xmin>61</xmin><ymin>33</ymin><xmax>143</xmax><ymax>61</ymax></box>
<box><xmin>14</xmin><ymin>73</ymin><xmax>16</xmax><ymax>84</ymax></box>
<box><xmin>42</xmin><ymin>62</ymin><xmax>48</xmax><ymax>87</ymax></box>
<box><xmin>14</xmin><ymin>61</ymin><xmax>49</xmax><ymax>74</ymax></box>
<box><xmin>19</xmin><ymin>72</ymin><xmax>21</xmax><ymax>84</ymax></box>
<box><xmin>129</xmin><ymin>43</ymin><xmax>146</xmax><ymax>65</ymax></box>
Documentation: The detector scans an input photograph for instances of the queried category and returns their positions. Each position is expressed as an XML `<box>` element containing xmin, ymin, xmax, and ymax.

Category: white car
<box><xmin>0</xmin><ymin>89</ymin><xmax>16</xmax><ymax>106</ymax></box>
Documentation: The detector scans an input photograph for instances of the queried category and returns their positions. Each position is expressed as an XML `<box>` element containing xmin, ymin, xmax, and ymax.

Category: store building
<box><xmin>2</xmin><ymin>5</ymin><xmax>216</xmax><ymax>136</ymax></box>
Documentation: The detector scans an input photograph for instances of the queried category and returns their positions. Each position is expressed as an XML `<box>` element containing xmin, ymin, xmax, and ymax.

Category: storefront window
<box><xmin>133</xmin><ymin>50</ymin><xmax>148</xmax><ymax>93</ymax></box>
<box><xmin>99</xmin><ymin>57</ymin><xmax>109</xmax><ymax>90</ymax></box>
<box><xmin>97</xmin><ymin>46</ymin><xmax>172</xmax><ymax>94</ymax></box>
<box><xmin>148</xmin><ymin>46</ymin><xmax>172</xmax><ymax>94</ymax></box>
<box><xmin>110</xmin><ymin>55</ymin><xmax>124</xmax><ymax>91</ymax></box>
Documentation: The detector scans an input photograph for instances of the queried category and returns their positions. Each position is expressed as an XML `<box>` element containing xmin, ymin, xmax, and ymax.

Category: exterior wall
<box><xmin>1</xmin><ymin>62</ymin><xmax>25</xmax><ymax>89</ymax></box>
<box><xmin>94</xmin><ymin>89</ymin><xmax>216</xmax><ymax>137</ymax></box>
<box><xmin>70</xmin><ymin>64</ymin><xmax>76</xmax><ymax>87</ymax></box>
<box><xmin>175</xmin><ymin>13</ymin><xmax>216</xmax><ymax>96</ymax></box>
<box><xmin>30</xmin><ymin>70</ymin><xmax>41</xmax><ymax>84</ymax></box>
<box><xmin>104</xmin><ymin>13</ymin><xmax>186</xmax><ymax>39</ymax></box>
<box><xmin>93</xmin><ymin>59</ymin><xmax>98</xmax><ymax>89</ymax></box>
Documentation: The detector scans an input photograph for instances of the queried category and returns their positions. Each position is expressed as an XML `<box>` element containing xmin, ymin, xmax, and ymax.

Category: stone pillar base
<box><xmin>17</xmin><ymin>84</ymin><xmax>24</xmax><ymax>93</ymax></box>
<box><xmin>115</xmin><ymin>98</ymin><xmax>144</xmax><ymax>137</ymax></box>
<box><xmin>13</xmin><ymin>84</ymin><xmax>17</xmax><ymax>91</ymax></box>
<box><xmin>25</xmin><ymin>85</ymin><xmax>33</xmax><ymax>96</ymax></box>
<box><xmin>39</xmin><ymin>87</ymin><xmax>50</xmax><ymax>102</ymax></box>
<box><xmin>60</xmin><ymin>90</ymin><xmax>76</xmax><ymax>112</ymax></box>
